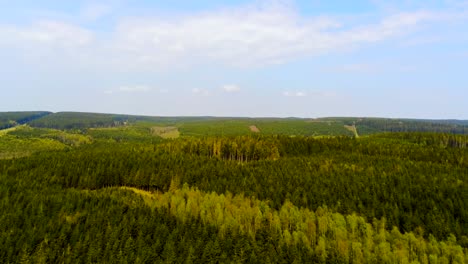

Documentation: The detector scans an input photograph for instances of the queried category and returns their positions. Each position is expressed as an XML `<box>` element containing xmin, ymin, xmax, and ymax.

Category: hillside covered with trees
<box><xmin>0</xmin><ymin>111</ymin><xmax>51</xmax><ymax>130</ymax></box>
<box><xmin>22</xmin><ymin>111</ymin><xmax>468</xmax><ymax>136</ymax></box>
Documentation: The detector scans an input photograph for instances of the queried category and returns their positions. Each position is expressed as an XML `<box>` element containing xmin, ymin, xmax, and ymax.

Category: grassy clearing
<box><xmin>151</xmin><ymin>126</ymin><xmax>180</xmax><ymax>139</ymax></box>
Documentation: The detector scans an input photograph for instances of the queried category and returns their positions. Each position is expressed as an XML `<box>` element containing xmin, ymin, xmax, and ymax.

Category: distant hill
<box><xmin>318</xmin><ymin>117</ymin><xmax>468</xmax><ymax>135</ymax></box>
<box><xmin>27</xmin><ymin>112</ymin><xmax>137</xmax><ymax>130</ymax></box>
<box><xmin>26</xmin><ymin>112</ymin><xmax>223</xmax><ymax>130</ymax></box>
<box><xmin>1</xmin><ymin>111</ymin><xmax>467</xmax><ymax>136</ymax></box>
<box><xmin>0</xmin><ymin>111</ymin><xmax>51</xmax><ymax>130</ymax></box>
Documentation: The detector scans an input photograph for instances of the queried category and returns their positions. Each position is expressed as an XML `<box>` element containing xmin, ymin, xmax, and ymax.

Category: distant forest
<box><xmin>4</xmin><ymin>111</ymin><xmax>467</xmax><ymax>135</ymax></box>
<box><xmin>0</xmin><ymin>111</ymin><xmax>51</xmax><ymax>129</ymax></box>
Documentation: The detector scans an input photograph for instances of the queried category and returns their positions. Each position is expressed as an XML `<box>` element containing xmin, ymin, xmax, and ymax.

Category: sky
<box><xmin>1</xmin><ymin>0</ymin><xmax>467</xmax><ymax>119</ymax></box>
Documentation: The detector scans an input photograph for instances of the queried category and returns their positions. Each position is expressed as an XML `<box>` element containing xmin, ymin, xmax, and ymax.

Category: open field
<box><xmin>151</xmin><ymin>126</ymin><xmax>180</xmax><ymax>139</ymax></box>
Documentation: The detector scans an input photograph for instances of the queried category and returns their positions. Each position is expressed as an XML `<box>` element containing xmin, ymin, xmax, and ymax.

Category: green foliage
<box><xmin>160</xmin><ymin>136</ymin><xmax>280</xmax><ymax>161</ymax></box>
<box><xmin>126</xmin><ymin>184</ymin><xmax>467</xmax><ymax>264</ymax></box>
<box><xmin>87</xmin><ymin>126</ymin><xmax>161</xmax><ymax>143</ymax></box>
<box><xmin>0</xmin><ymin>111</ymin><xmax>51</xmax><ymax>129</ymax></box>
<box><xmin>27</xmin><ymin>112</ymin><xmax>220</xmax><ymax>131</ymax></box>
<box><xmin>356</xmin><ymin>118</ymin><xmax>468</xmax><ymax>135</ymax></box>
<box><xmin>0</xmin><ymin>172</ymin><xmax>323</xmax><ymax>263</ymax></box>
<box><xmin>318</xmin><ymin>117</ymin><xmax>468</xmax><ymax>135</ymax></box>
<box><xmin>29</xmin><ymin>112</ymin><xmax>132</xmax><ymax>130</ymax></box>
<box><xmin>178</xmin><ymin>119</ymin><xmax>253</xmax><ymax>136</ymax></box>
<box><xmin>177</xmin><ymin>118</ymin><xmax>354</xmax><ymax>137</ymax></box>
<box><xmin>0</xmin><ymin>135</ymin><xmax>66</xmax><ymax>159</ymax></box>
<box><xmin>1</xmin><ymin>126</ymin><xmax>468</xmax><ymax>263</ymax></box>
<box><xmin>255</xmin><ymin>119</ymin><xmax>353</xmax><ymax>136</ymax></box>
<box><xmin>0</xmin><ymin>126</ymin><xmax>92</xmax><ymax>159</ymax></box>
<box><xmin>8</xmin><ymin>126</ymin><xmax>92</xmax><ymax>146</ymax></box>
<box><xmin>13</xmin><ymin>111</ymin><xmax>468</xmax><ymax>136</ymax></box>
<box><xmin>1</xmin><ymin>133</ymin><xmax>467</xmax><ymax>243</ymax></box>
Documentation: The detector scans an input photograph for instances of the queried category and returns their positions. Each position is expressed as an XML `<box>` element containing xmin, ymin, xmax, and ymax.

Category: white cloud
<box><xmin>222</xmin><ymin>84</ymin><xmax>241</xmax><ymax>93</ymax></box>
<box><xmin>344</xmin><ymin>11</ymin><xmax>443</xmax><ymax>43</ymax></box>
<box><xmin>118</xmin><ymin>85</ymin><xmax>152</xmax><ymax>92</ymax></box>
<box><xmin>0</xmin><ymin>3</ymin><xmax>466</xmax><ymax>70</ymax></box>
<box><xmin>0</xmin><ymin>21</ymin><xmax>93</xmax><ymax>47</ymax></box>
<box><xmin>108</xmin><ymin>7</ymin><xmax>456</xmax><ymax>69</ymax></box>
<box><xmin>192</xmin><ymin>88</ymin><xmax>210</xmax><ymax>96</ymax></box>
<box><xmin>283</xmin><ymin>91</ymin><xmax>307</xmax><ymax>97</ymax></box>
<box><xmin>111</xmin><ymin>4</ymin><xmax>341</xmax><ymax>68</ymax></box>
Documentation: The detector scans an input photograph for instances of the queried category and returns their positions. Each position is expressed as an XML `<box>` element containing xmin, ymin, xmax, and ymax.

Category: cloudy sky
<box><xmin>1</xmin><ymin>0</ymin><xmax>467</xmax><ymax>118</ymax></box>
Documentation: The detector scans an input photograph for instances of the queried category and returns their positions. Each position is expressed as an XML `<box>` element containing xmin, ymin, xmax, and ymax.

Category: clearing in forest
<box><xmin>121</xmin><ymin>186</ymin><xmax>154</xmax><ymax>199</ymax></box>
<box><xmin>249</xmin><ymin>125</ymin><xmax>260</xmax><ymax>133</ymax></box>
<box><xmin>151</xmin><ymin>126</ymin><xmax>180</xmax><ymax>139</ymax></box>
<box><xmin>344</xmin><ymin>124</ymin><xmax>359</xmax><ymax>137</ymax></box>
<box><xmin>306</xmin><ymin>120</ymin><xmax>332</xmax><ymax>125</ymax></box>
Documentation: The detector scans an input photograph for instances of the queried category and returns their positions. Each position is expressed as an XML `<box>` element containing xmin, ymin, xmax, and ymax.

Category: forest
<box><xmin>0</xmin><ymin>111</ymin><xmax>467</xmax><ymax>263</ymax></box>
<box><xmin>0</xmin><ymin>111</ymin><xmax>51</xmax><ymax>130</ymax></box>
<box><xmin>21</xmin><ymin>111</ymin><xmax>468</xmax><ymax>136</ymax></box>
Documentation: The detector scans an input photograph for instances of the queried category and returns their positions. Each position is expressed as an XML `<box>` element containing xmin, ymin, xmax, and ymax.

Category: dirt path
<box><xmin>344</xmin><ymin>124</ymin><xmax>359</xmax><ymax>137</ymax></box>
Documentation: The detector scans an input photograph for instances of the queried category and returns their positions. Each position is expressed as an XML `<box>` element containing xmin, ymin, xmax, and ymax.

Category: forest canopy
<box><xmin>0</xmin><ymin>112</ymin><xmax>467</xmax><ymax>263</ymax></box>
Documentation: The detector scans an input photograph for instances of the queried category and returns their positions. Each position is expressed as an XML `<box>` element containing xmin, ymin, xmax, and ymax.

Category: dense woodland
<box><xmin>1</xmin><ymin>112</ymin><xmax>467</xmax><ymax>263</ymax></box>
<box><xmin>354</xmin><ymin>119</ymin><xmax>468</xmax><ymax>135</ymax></box>
<box><xmin>22</xmin><ymin>111</ymin><xmax>468</xmax><ymax>136</ymax></box>
<box><xmin>0</xmin><ymin>111</ymin><xmax>51</xmax><ymax>129</ymax></box>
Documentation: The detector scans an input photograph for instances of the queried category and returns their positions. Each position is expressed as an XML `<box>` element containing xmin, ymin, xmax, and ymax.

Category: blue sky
<box><xmin>1</xmin><ymin>0</ymin><xmax>467</xmax><ymax>118</ymax></box>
